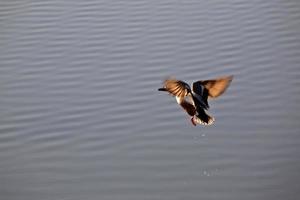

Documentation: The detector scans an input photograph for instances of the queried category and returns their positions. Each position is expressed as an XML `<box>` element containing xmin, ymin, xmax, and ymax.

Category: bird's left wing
<box><xmin>160</xmin><ymin>78</ymin><xmax>190</xmax><ymax>97</ymax></box>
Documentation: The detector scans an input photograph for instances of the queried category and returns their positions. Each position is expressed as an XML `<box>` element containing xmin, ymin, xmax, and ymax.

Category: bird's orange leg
<box><xmin>190</xmin><ymin>116</ymin><xmax>197</xmax><ymax>126</ymax></box>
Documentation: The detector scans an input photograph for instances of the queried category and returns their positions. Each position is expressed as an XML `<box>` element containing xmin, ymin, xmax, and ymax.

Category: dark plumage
<box><xmin>158</xmin><ymin>75</ymin><xmax>233</xmax><ymax>126</ymax></box>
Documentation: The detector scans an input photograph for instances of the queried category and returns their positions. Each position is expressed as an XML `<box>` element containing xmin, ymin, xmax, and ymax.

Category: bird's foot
<box><xmin>190</xmin><ymin>116</ymin><xmax>197</xmax><ymax>126</ymax></box>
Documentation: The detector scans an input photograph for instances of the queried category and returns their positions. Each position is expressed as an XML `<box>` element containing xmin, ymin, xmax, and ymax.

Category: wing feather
<box><xmin>194</xmin><ymin>75</ymin><xmax>233</xmax><ymax>98</ymax></box>
<box><xmin>162</xmin><ymin>78</ymin><xmax>190</xmax><ymax>97</ymax></box>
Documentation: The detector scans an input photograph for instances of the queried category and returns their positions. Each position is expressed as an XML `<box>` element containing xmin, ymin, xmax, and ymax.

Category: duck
<box><xmin>158</xmin><ymin>75</ymin><xmax>233</xmax><ymax>126</ymax></box>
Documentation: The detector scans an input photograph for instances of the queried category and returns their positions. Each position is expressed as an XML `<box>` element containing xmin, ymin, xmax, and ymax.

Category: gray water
<box><xmin>1</xmin><ymin>1</ymin><xmax>300</xmax><ymax>200</ymax></box>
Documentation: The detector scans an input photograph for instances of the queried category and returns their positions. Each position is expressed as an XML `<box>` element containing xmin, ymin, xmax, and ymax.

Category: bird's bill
<box><xmin>158</xmin><ymin>88</ymin><xmax>167</xmax><ymax>91</ymax></box>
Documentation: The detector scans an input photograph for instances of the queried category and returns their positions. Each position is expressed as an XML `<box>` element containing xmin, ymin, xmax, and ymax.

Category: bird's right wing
<box><xmin>160</xmin><ymin>78</ymin><xmax>190</xmax><ymax>97</ymax></box>
<box><xmin>193</xmin><ymin>75</ymin><xmax>233</xmax><ymax>98</ymax></box>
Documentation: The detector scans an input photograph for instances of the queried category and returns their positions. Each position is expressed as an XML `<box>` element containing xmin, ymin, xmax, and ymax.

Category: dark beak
<box><xmin>158</xmin><ymin>88</ymin><xmax>167</xmax><ymax>91</ymax></box>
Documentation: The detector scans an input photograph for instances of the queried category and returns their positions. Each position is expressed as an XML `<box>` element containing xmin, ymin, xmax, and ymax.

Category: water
<box><xmin>1</xmin><ymin>1</ymin><xmax>300</xmax><ymax>200</ymax></box>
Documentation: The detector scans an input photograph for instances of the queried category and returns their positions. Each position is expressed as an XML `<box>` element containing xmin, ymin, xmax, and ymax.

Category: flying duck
<box><xmin>158</xmin><ymin>75</ymin><xmax>233</xmax><ymax>126</ymax></box>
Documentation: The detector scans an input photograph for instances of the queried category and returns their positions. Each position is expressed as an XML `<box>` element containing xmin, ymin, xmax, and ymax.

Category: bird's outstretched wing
<box><xmin>160</xmin><ymin>78</ymin><xmax>191</xmax><ymax>97</ymax></box>
<box><xmin>193</xmin><ymin>75</ymin><xmax>233</xmax><ymax>98</ymax></box>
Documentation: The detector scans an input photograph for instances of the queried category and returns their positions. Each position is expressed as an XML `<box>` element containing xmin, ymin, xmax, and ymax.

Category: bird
<box><xmin>158</xmin><ymin>75</ymin><xmax>233</xmax><ymax>126</ymax></box>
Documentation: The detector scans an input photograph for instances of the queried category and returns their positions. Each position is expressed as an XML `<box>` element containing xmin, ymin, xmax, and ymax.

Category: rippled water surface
<box><xmin>1</xmin><ymin>1</ymin><xmax>300</xmax><ymax>200</ymax></box>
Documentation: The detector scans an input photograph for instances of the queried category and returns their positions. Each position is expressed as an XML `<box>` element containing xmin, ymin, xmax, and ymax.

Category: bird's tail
<box><xmin>193</xmin><ymin>109</ymin><xmax>215</xmax><ymax>126</ymax></box>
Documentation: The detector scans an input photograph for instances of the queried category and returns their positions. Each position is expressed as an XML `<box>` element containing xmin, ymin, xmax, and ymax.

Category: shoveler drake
<box><xmin>158</xmin><ymin>75</ymin><xmax>233</xmax><ymax>126</ymax></box>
